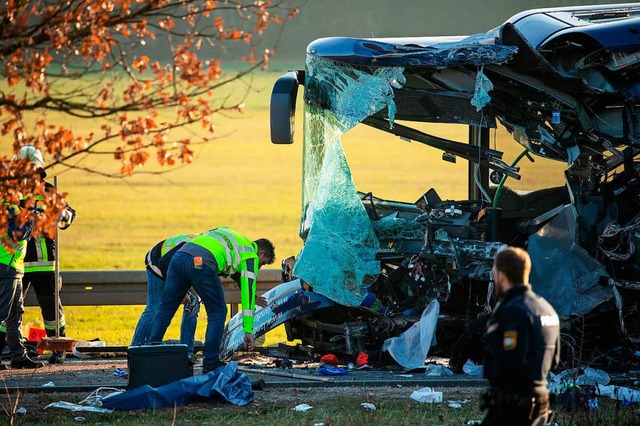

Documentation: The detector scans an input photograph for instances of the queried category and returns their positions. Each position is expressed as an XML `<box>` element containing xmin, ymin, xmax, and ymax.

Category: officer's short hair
<box><xmin>494</xmin><ymin>246</ymin><xmax>531</xmax><ymax>286</ymax></box>
<box><xmin>254</xmin><ymin>238</ymin><xmax>276</xmax><ymax>264</ymax></box>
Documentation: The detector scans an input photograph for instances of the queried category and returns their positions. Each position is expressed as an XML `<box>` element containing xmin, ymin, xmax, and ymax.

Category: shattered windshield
<box><xmin>292</xmin><ymin>55</ymin><xmax>405</xmax><ymax>307</ymax></box>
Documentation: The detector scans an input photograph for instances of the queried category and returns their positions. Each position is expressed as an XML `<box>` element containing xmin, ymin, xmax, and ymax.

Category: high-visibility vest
<box><xmin>0</xmin><ymin>205</ymin><xmax>28</xmax><ymax>274</ymax></box>
<box><xmin>24</xmin><ymin>237</ymin><xmax>54</xmax><ymax>273</ymax></box>
<box><xmin>161</xmin><ymin>234</ymin><xmax>198</xmax><ymax>256</ymax></box>
<box><xmin>22</xmin><ymin>187</ymin><xmax>75</xmax><ymax>273</ymax></box>
<box><xmin>190</xmin><ymin>227</ymin><xmax>259</xmax><ymax>333</ymax></box>
<box><xmin>190</xmin><ymin>227</ymin><xmax>258</xmax><ymax>275</ymax></box>
<box><xmin>145</xmin><ymin>233</ymin><xmax>198</xmax><ymax>279</ymax></box>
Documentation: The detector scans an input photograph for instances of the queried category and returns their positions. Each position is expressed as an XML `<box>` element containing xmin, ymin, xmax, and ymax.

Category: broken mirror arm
<box><xmin>362</xmin><ymin>116</ymin><xmax>521</xmax><ymax>180</ymax></box>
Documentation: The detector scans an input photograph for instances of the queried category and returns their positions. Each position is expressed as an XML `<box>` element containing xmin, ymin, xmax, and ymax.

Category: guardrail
<box><xmin>23</xmin><ymin>269</ymin><xmax>282</xmax><ymax>316</ymax></box>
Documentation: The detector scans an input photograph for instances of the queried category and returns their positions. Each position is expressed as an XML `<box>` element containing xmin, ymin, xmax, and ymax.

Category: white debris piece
<box><xmin>576</xmin><ymin>368</ymin><xmax>610</xmax><ymax>387</ymax></box>
<box><xmin>425</xmin><ymin>364</ymin><xmax>454</xmax><ymax>377</ymax></box>
<box><xmin>361</xmin><ymin>403</ymin><xmax>377</xmax><ymax>410</ymax></box>
<box><xmin>383</xmin><ymin>301</ymin><xmax>439</xmax><ymax>370</ymax></box>
<box><xmin>292</xmin><ymin>404</ymin><xmax>313</xmax><ymax>412</ymax></box>
<box><xmin>45</xmin><ymin>402</ymin><xmax>113</xmax><ymax>414</ymax></box>
<box><xmin>16</xmin><ymin>407</ymin><xmax>26</xmax><ymax>415</ymax></box>
<box><xmin>548</xmin><ymin>367</ymin><xmax>611</xmax><ymax>393</ymax></box>
<box><xmin>72</xmin><ymin>340</ymin><xmax>106</xmax><ymax>359</ymax></box>
<box><xmin>597</xmin><ymin>384</ymin><xmax>640</xmax><ymax>402</ymax></box>
<box><xmin>42</xmin><ymin>381</ymin><xmax>56</xmax><ymax>387</ymax></box>
<box><xmin>410</xmin><ymin>387</ymin><xmax>443</xmax><ymax>403</ymax></box>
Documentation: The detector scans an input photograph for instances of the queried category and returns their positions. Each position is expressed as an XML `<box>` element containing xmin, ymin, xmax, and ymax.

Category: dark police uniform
<box><xmin>481</xmin><ymin>285</ymin><xmax>560</xmax><ymax>426</ymax></box>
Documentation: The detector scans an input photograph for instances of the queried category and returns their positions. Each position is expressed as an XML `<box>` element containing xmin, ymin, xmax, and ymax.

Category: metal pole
<box><xmin>54</xmin><ymin>175</ymin><xmax>60</xmax><ymax>339</ymax></box>
<box><xmin>237</xmin><ymin>366</ymin><xmax>334</xmax><ymax>383</ymax></box>
<box><xmin>468</xmin><ymin>126</ymin><xmax>490</xmax><ymax>200</ymax></box>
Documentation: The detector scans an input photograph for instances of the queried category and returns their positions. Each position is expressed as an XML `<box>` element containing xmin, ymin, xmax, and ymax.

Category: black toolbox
<box><xmin>127</xmin><ymin>344</ymin><xmax>192</xmax><ymax>389</ymax></box>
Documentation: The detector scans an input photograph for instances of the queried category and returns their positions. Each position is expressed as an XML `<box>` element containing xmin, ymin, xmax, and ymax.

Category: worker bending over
<box><xmin>148</xmin><ymin>227</ymin><xmax>275</xmax><ymax>373</ymax></box>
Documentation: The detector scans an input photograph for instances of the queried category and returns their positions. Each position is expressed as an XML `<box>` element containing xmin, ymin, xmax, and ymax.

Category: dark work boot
<box><xmin>48</xmin><ymin>352</ymin><xmax>66</xmax><ymax>364</ymax></box>
<box><xmin>45</xmin><ymin>326</ymin><xmax>67</xmax><ymax>364</ymax></box>
<box><xmin>10</xmin><ymin>354</ymin><xmax>45</xmax><ymax>369</ymax></box>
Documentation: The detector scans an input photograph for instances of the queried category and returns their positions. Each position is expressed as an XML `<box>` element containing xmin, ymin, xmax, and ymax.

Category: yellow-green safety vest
<box><xmin>23</xmin><ymin>237</ymin><xmax>54</xmax><ymax>273</ymax></box>
<box><xmin>161</xmin><ymin>233</ymin><xmax>198</xmax><ymax>256</ymax></box>
<box><xmin>190</xmin><ymin>227</ymin><xmax>259</xmax><ymax>333</ymax></box>
<box><xmin>0</xmin><ymin>205</ymin><xmax>28</xmax><ymax>274</ymax></box>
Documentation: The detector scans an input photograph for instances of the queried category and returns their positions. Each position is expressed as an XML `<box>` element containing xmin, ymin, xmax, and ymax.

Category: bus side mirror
<box><xmin>270</xmin><ymin>71</ymin><xmax>304</xmax><ymax>144</ymax></box>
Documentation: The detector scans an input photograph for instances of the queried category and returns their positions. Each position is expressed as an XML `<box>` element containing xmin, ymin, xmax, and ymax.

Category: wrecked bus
<box><xmin>222</xmin><ymin>4</ymin><xmax>640</xmax><ymax>369</ymax></box>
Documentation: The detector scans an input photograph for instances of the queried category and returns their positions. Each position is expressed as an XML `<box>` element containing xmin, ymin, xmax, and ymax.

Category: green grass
<box><xmin>8</xmin><ymin>66</ymin><xmax>568</xmax><ymax>345</ymax></box>
<box><xmin>10</xmin><ymin>394</ymin><xmax>640</xmax><ymax>425</ymax></box>
<box><xmin>22</xmin><ymin>304</ymin><xmax>287</xmax><ymax>347</ymax></box>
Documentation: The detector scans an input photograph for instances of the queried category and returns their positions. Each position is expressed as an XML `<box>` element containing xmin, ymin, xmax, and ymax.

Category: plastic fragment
<box><xmin>293</xmin><ymin>404</ymin><xmax>313</xmax><ymax>412</ymax></box>
<box><xmin>425</xmin><ymin>364</ymin><xmax>454</xmax><ymax>377</ymax></box>
<box><xmin>361</xmin><ymin>403</ymin><xmax>377</xmax><ymax>410</ymax></box>
<box><xmin>72</xmin><ymin>340</ymin><xmax>106</xmax><ymax>359</ymax></box>
<box><xmin>318</xmin><ymin>366</ymin><xmax>349</xmax><ymax>376</ymax></box>
<box><xmin>410</xmin><ymin>387</ymin><xmax>443</xmax><ymax>403</ymax></box>
<box><xmin>113</xmin><ymin>368</ymin><xmax>128</xmax><ymax>378</ymax></box>
<box><xmin>356</xmin><ymin>352</ymin><xmax>369</xmax><ymax>368</ymax></box>
<box><xmin>74</xmin><ymin>417</ymin><xmax>86</xmax><ymax>423</ymax></box>
<box><xmin>597</xmin><ymin>384</ymin><xmax>640</xmax><ymax>402</ymax></box>
<box><xmin>45</xmin><ymin>401</ymin><xmax>113</xmax><ymax>414</ymax></box>
<box><xmin>470</xmin><ymin>67</ymin><xmax>493</xmax><ymax>111</ymax></box>
<box><xmin>448</xmin><ymin>399</ymin><xmax>470</xmax><ymax>409</ymax></box>
<box><xmin>16</xmin><ymin>407</ymin><xmax>26</xmax><ymax>415</ymax></box>
<box><xmin>383</xmin><ymin>300</ymin><xmax>439</xmax><ymax>370</ymax></box>
<box><xmin>320</xmin><ymin>354</ymin><xmax>338</xmax><ymax>367</ymax></box>
<box><xmin>462</xmin><ymin>360</ymin><xmax>483</xmax><ymax>377</ymax></box>
<box><xmin>42</xmin><ymin>381</ymin><xmax>56</xmax><ymax>387</ymax></box>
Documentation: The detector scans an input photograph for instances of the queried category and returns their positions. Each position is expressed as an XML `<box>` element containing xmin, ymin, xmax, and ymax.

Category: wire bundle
<box><xmin>598</xmin><ymin>216</ymin><xmax>640</xmax><ymax>261</ymax></box>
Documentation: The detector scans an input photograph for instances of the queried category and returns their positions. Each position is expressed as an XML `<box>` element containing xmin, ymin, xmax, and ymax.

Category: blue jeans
<box><xmin>131</xmin><ymin>270</ymin><xmax>199</xmax><ymax>355</ymax></box>
<box><xmin>148</xmin><ymin>252</ymin><xmax>226</xmax><ymax>370</ymax></box>
<box><xmin>180</xmin><ymin>291</ymin><xmax>201</xmax><ymax>357</ymax></box>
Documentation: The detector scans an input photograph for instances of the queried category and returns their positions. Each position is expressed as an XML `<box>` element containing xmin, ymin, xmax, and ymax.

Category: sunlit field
<box><xmin>6</xmin><ymin>64</ymin><xmax>567</xmax><ymax>345</ymax></box>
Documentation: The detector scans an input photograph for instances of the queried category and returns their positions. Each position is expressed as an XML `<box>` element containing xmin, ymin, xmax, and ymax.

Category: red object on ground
<box><xmin>320</xmin><ymin>354</ymin><xmax>339</xmax><ymax>367</ymax></box>
<box><xmin>356</xmin><ymin>352</ymin><xmax>369</xmax><ymax>367</ymax></box>
<box><xmin>27</xmin><ymin>325</ymin><xmax>47</xmax><ymax>354</ymax></box>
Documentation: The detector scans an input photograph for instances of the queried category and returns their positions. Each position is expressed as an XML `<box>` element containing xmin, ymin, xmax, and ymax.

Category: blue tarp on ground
<box><xmin>101</xmin><ymin>362</ymin><xmax>253</xmax><ymax>410</ymax></box>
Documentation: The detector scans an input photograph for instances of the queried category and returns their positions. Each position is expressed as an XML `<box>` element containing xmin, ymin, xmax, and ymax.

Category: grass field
<box><xmin>9</xmin><ymin>63</ymin><xmax>568</xmax><ymax>345</ymax></box>
<box><xmin>12</xmin><ymin>390</ymin><xmax>640</xmax><ymax>426</ymax></box>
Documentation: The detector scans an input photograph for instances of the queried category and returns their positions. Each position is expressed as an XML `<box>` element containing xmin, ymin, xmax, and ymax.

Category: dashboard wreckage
<box><xmin>222</xmin><ymin>4</ymin><xmax>640</xmax><ymax>370</ymax></box>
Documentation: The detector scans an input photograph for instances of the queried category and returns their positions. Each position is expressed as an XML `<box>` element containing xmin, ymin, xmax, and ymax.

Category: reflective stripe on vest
<box><xmin>191</xmin><ymin>227</ymin><xmax>256</xmax><ymax>274</ymax></box>
<box><xmin>24</xmin><ymin>237</ymin><xmax>54</xmax><ymax>273</ymax></box>
<box><xmin>161</xmin><ymin>233</ymin><xmax>198</xmax><ymax>256</ymax></box>
<box><xmin>241</xmin><ymin>270</ymin><xmax>257</xmax><ymax>280</ymax></box>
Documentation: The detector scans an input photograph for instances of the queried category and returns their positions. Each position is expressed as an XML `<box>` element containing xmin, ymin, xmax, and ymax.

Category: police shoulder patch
<box><xmin>503</xmin><ymin>330</ymin><xmax>518</xmax><ymax>350</ymax></box>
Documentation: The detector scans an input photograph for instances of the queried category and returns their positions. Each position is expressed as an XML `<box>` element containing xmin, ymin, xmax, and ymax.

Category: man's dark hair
<box><xmin>494</xmin><ymin>246</ymin><xmax>531</xmax><ymax>286</ymax></box>
<box><xmin>254</xmin><ymin>238</ymin><xmax>276</xmax><ymax>264</ymax></box>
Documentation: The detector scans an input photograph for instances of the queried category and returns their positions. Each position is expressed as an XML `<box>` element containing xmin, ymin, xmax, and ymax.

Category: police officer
<box><xmin>481</xmin><ymin>246</ymin><xmax>560</xmax><ymax>426</ymax></box>
<box><xmin>148</xmin><ymin>227</ymin><xmax>275</xmax><ymax>373</ymax></box>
